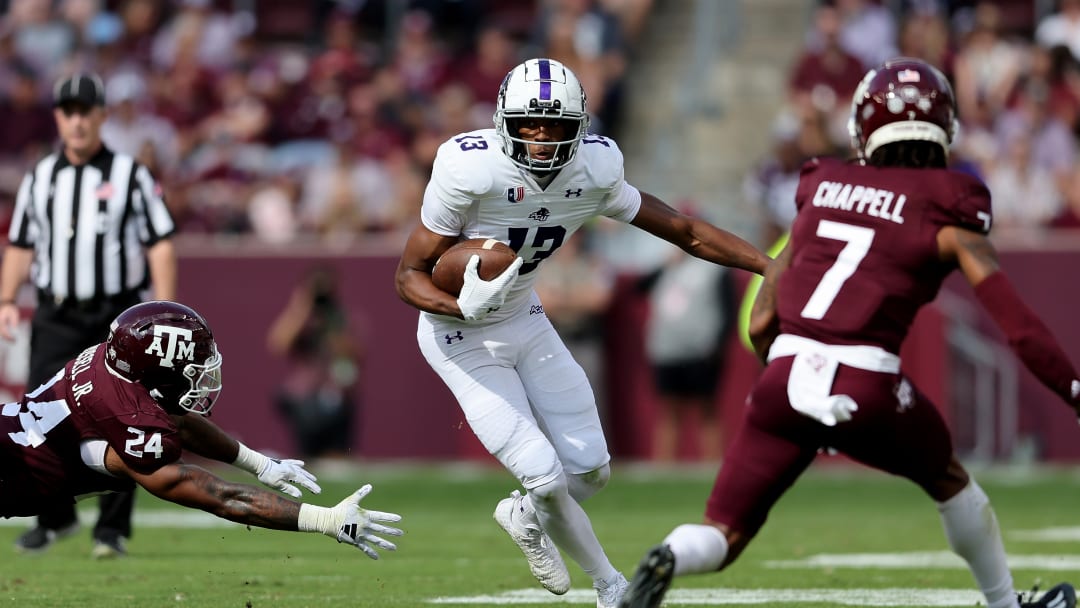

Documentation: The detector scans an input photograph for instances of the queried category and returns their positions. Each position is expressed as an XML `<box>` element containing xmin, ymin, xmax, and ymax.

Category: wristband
<box><xmin>232</xmin><ymin>442</ymin><xmax>270</xmax><ymax>475</ymax></box>
<box><xmin>297</xmin><ymin>503</ymin><xmax>334</xmax><ymax>535</ymax></box>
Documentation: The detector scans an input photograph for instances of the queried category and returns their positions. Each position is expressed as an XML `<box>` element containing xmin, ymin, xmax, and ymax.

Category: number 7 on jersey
<box><xmin>800</xmin><ymin>220</ymin><xmax>876</xmax><ymax>320</ymax></box>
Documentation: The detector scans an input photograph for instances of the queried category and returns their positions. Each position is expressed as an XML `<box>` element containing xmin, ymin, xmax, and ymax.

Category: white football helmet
<box><xmin>494</xmin><ymin>58</ymin><xmax>590</xmax><ymax>172</ymax></box>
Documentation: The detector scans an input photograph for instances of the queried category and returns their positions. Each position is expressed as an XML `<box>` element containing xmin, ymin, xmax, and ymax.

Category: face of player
<box><xmin>515</xmin><ymin>118</ymin><xmax>573</xmax><ymax>164</ymax></box>
<box><xmin>54</xmin><ymin>102</ymin><xmax>106</xmax><ymax>162</ymax></box>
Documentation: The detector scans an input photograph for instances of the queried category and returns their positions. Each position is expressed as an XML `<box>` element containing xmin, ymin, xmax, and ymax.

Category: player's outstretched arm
<box><xmin>939</xmin><ymin>226</ymin><xmax>1080</xmax><ymax>415</ymax></box>
<box><xmin>630</xmin><ymin>191</ymin><xmax>771</xmax><ymax>275</ymax></box>
<box><xmin>748</xmin><ymin>242</ymin><xmax>793</xmax><ymax>364</ymax></box>
<box><xmin>174</xmin><ymin>413</ymin><xmax>321</xmax><ymax>497</ymax></box>
<box><xmin>104</xmin><ymin>448</ymin><xmax>403</xmax><ymax>558</ymax></box>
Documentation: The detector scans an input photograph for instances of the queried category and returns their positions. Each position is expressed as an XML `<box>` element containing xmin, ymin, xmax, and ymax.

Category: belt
<box><xmin>42</xmin><ymin>290</ymin><xmax>139</xmax><ymax>312</ymax></box>
<box><xmin>767</xmin><ymin>334</ymin><xmax>901</xmax><ymax>373</ymax></box>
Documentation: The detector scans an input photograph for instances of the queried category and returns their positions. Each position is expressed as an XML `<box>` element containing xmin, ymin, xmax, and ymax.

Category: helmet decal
<box><xmin>144</xmin><ymin>325</ymin><xmax>196</xmax><ymax>368</ymax></box>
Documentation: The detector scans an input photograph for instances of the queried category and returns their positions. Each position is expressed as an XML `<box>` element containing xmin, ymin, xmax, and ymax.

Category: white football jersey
<box><xmin>421</xmin><ymin>128</ymin><xmax>642</xmax><ymax>324</ymax></box>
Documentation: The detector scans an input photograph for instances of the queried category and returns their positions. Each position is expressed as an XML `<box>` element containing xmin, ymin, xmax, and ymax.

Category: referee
<box><xmin>0</xmin><ymin>73</ymin><xmax>177</xmax><ymax>559</ymax></box>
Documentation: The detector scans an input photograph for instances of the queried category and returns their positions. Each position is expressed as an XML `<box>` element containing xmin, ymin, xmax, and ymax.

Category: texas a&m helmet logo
<box><xmin>144</xmin><ymin>325</ymin><xmax>195</xmax><ymax>368</ymax></box>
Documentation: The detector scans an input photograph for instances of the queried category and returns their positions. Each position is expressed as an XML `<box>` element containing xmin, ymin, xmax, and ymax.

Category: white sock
<box><xmin>938</xmin><ymin>480</ymin><xmax>1017</xmax><ymax>608</ymax></box>
<box><xmin>527</xmin><ymin>490</ymin><xmax>619</xmax><ymax>583</ymax></box>
<box><xmin>663</xmin><ymin>523</ymin><xmax>729</xmax><ymax>576</ymax></box>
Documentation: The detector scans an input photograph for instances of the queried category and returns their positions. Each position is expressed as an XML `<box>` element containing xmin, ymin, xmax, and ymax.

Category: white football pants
<box><xmin>417</xmin><ymin>294</ymin><xmax>610</xmax><ymax>489</ymax></box>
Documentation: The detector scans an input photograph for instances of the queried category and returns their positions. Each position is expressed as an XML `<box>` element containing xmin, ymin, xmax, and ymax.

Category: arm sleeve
<box><xmin>600</xmin><ymin>181</ymin><xmax>642</xmax><ymax>223</ymax></box>
<box><xmin>133</xmin><ymin>164</ymin><xmax>176</xmax><ymax>244</ymax></box>
<box><xmin>974</xmin><ymin>271</ymin><xmax>1080</xmax><ymax>404</ymax></box>
<box><xmin>8</xmin><ymin>172</ymin><xmax>36</xmax><ymax>247</ymax></box>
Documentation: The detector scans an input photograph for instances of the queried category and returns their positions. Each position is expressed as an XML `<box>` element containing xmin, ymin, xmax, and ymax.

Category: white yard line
<box><xmin>1011</xmin><ymin>527</ymin><xmax>1080</xmax><ymax>542</ymax></box>
<box><xmin>428</xmin><ymin>588</ymin><xmax>988</xmax><ymax>606</ymax></box>
<box><xmin>0</xmin><ymin>510</ymin><xmax>235</xmax><ymax>528</ymax></box>
<box><xmin>765</xmin><ymin>551</ymin><xmax>1080</xmax><ymax>571</ymax></box>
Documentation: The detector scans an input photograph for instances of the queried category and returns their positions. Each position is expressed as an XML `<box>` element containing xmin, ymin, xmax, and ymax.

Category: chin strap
<box><xmin>974</xmin><ymin>271</ymin><xmax>1080</xmax><ymax>405</ymax></box>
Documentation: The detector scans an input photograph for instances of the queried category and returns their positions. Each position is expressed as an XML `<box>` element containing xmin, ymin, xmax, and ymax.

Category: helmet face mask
<box><xmin>106</xmin><ymin>301</ymin><xmax>223</xmax><ymax>415</ymax></box>
<box><xmin>847</xmin><ymin>57</ymin><xmax>958</xmax><ymax>161</ymax></box>
<box><xmin>149</xmin><ymin>346</ymin><xmax>222</xmax><ymax>415</ymax></box>
<box><xmin>494</xmin><ymin>58</ymin><xmax>590</xmax><ymax>172</ymax></box>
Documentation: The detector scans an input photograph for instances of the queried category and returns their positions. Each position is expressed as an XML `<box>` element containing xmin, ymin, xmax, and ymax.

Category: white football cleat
<box><xmin>493</xmin><ymin>490</ymin><xmax>571</xmax><ymax>595</ymax></box>
<box><xmin>596</xmin><ymin>572</ymin><xmax>629</xmax><ymax>608</ymax></box>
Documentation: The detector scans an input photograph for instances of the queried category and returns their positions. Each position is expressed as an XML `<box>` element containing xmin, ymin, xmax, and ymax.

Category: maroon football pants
<box><xmin>706</xmin><ymin>356</ymin><xmax>955</xmax><ymax>537</ymax></box>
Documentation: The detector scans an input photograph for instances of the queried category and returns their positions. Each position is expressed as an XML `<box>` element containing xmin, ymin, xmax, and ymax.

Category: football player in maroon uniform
<box><xmin>620</xmin><ymin>58</ymin><xmax>1080</xmax><ymax>608</ymax></box>
<box><xmin>0</xmin><ymin>301</ymin><xmax>402</xmax><ymax>558</ymax></box>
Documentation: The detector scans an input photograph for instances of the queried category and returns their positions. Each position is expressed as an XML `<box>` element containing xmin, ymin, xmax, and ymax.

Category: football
<box><xmin>431</xmin><ymin>238</ymin><xmax>518</xmax><ymax>297</ymax></box>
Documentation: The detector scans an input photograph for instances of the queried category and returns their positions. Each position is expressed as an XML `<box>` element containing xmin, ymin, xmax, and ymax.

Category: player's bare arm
<box><xmin>936</xmin><ymin>225</ymin><xmax>1000</xmax><ymax>285</ymax></box>
<box><xmin>103</xmin><ymin>445</ymin><xmax>402</xmax><ymax>557</ymax></box>
<box><xmin>172</xmin><ymin>412</ymin><xmax>241</xmax><ymax>462</ymax></box>
<box><xmin>939</xmin><ymin>225</ymin><xmax>1080</xmax><ymax>413</ymax></box>
<box><xmin>0</xmin><ymin>246</ymin><xmax>33</xmax><ymax>340</ymax></box>
<box><xmin>103</xmin><ymin>446</ymin><xmax>302</xmax><ymax>530</ymax></box>
<box><xmin>395</xmin><ymin>223</ymin><xmax>465</xmax><ymax>317</ymax></box>
<box><xmin>748</xmin><ymin>242</ymin><xmax>793</xmax><ymax>364</ymax></box>
<box><xmin>172</xmin><ymin>412</ymin><xmax>321</xmax><ymax>497</ymax></box>
<box><xmin>630</xmin><ymin>192</ymin><xmax>770</xmax><ymax>275</ymax></box>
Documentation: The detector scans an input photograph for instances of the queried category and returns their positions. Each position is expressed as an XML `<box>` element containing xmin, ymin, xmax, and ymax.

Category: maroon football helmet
<box><xmin>105</xmin><ymin>301</ymin><xmax>222</xmax><ymax>415</ymax></box>
<box><xmin>847</xmin><ymin>57</ymin><xmax>958</xmax><ymax>161</ymax></box>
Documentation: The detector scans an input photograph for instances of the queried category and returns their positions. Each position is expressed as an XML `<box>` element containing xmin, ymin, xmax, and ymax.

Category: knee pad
<box><xmin>527</xmin><ymin>472</ymin><xmax>571</xmax><ymax>514</ymax></box>
<box><xmin>567</xmin><ymin>463</ymin><xmax>610</xmax><ymax>502</ymax></box>
<box><xmin>506</xmin><ymin>435</ymin><xmax>564</xmax><ymax>490</ymax></box>
<box><xmin>528</xmin><ymin>472</ymin><xmax>569</xmax><ymax>500</ymax></box>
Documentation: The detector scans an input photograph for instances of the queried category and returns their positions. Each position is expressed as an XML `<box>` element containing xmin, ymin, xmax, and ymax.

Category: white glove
<box><xmin>257</xmin><ymin>458</ymin><xmax>321</xmax><ymax>498</ymax></box>
<box><xmin>456</xmin><ymin>255</ymin><xmax>524</xmax><ymax>321</ymax></box>
<box><xmin>297</xmin><ymin>484</ymin><xmax>404</xmax><ymax>559</ymax></box>
<box><xmin>234</xmin><ymin>443</ymin><xmax>321</xmax><ymax>498</ymax></box>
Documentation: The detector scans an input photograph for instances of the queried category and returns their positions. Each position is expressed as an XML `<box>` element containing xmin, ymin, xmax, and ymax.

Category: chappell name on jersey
<box><xmin>811</xmin><ymin>181</ymin><xmax>906</xmax><ymax>225</ymax></box>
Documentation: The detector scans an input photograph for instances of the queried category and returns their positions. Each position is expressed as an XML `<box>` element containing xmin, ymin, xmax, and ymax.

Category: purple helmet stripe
<box><xmin>538</xmin><ymin>59</ymin><xmax>551</xmax><ymax>100</ymax></box>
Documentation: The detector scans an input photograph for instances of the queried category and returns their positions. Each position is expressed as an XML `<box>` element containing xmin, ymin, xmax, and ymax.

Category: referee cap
<box><xmin>53</xmin><ymin>73</ymin><xmax>106</xmax><ymax>108</ymax></box>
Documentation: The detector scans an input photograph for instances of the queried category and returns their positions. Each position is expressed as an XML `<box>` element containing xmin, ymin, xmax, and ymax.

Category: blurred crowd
<box><xmin>0</xmin><ymin>0</ymin><xmax>653</xmax><ymax>246</ymax></box>
<box><xmin>746</xmin><ymin>0</ymin><xmax>1080</xmax><ymax>246</ymax></box>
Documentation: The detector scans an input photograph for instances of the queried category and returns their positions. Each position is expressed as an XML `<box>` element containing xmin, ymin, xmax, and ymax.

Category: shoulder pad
<box><xmin>576</xmin><ymin>134</ymin><xmax>625</xmax><ymax>190</ymax></box>
<box><xmin>432</xmin><ymin>131</ymin><xmax>499</xmax><ymax>199</ymax></box>
<box><xmin>937</xmin><ymin>170</ymin><xmax>993</xmax><ymax>234</ymax></box>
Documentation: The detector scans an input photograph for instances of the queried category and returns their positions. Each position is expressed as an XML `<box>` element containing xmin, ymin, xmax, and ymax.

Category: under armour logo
<box><xmin>564</xmin><ymin>188</ymin><xmax>582</xmax><ymax>198</ymax></box>
<box><xmin>144</xmin><ymin>326</ymin><xmax>195</xmax><ymax>368</ymax></box>
<box><xmin>444</xmin><ymin>331</ymin><xmax>464</xmax><ymax>344</ymax></box>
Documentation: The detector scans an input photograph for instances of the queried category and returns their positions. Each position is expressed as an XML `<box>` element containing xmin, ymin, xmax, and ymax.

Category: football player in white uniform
<box><xmin>395</xmin><ymin>58</ymin><xmax>768</xmax><ymax>608</ymax></box>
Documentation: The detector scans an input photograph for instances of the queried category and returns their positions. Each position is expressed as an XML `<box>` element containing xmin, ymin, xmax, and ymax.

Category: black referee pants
<box><xmin>30</xmin><ymin>291</ymin><xmax>141</xmax><ymax>540</ymax></box>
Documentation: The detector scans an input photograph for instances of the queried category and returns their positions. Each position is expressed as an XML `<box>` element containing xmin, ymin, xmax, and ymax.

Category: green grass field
<box><xmin>2</xmin><ymin>462</ymin><xmax>1079</xmax><ymax>607</ymax></box>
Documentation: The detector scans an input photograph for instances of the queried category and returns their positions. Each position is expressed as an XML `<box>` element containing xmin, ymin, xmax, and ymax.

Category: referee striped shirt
<box><xmin>8</xmin><ymin>145</ymin><xmax>175</xmax><ymax>302</ymax></box>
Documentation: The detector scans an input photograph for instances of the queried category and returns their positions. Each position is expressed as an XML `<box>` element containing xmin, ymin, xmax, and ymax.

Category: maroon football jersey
<box><xmin>778</xmin><ymin>157</ymin><xmax>992</xmax><ymax>353</ymax></box>
<box><xmin>0</xmin><ymin>344</ymin><xmax>182</xmax><ymax>517</ymax></box>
